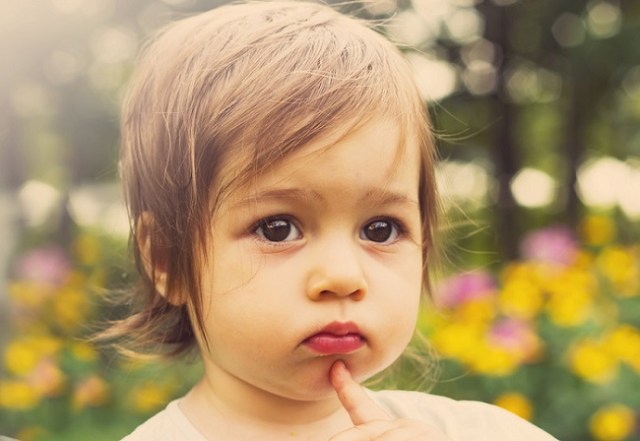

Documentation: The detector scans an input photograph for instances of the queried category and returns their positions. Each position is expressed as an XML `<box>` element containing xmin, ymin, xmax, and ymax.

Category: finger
<box><xmin>330</xmin><ymin>361</ymin><xmax>390</xmax><ymax>425</ymax></box>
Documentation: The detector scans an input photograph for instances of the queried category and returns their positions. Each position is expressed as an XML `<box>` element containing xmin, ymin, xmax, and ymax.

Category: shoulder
<box><xmin>120</xmin><ymin>400</ymin><xmax>207</xmax><ymax>441</ymax></box>
<box><xmin>369</xmin><ymin>390</ymin><xmax>559</xmax><ymax>441</ymax></box>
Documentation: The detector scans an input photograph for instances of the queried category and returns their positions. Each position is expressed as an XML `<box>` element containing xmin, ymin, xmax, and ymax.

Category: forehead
<box><xmin>220</xmin><ymin>117</ymin><xmax>421</xmax><ymax>206</ymax></box>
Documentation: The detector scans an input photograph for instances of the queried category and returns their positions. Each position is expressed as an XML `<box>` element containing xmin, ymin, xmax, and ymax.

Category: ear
<box><xmin>136</xmin><ymin>212</ymin><xmax>171</xmax><ymax>302</ymax></box>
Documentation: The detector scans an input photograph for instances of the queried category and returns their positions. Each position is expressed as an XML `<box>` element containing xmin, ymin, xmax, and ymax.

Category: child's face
<box><xmin>196</xmin><ymin>117</ymin><xmax>423</xmax><ymax>402</ymax></box>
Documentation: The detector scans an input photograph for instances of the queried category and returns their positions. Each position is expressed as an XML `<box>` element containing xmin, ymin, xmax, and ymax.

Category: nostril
<box><xmin>316</xmin><ymin>287</ymin><xmax>365</xmax><ymax>301</ymax></box>
<box><xmin>350</xmin><ymin>289</ymin><xmax>366</xmax><ymax>301</ymax></box>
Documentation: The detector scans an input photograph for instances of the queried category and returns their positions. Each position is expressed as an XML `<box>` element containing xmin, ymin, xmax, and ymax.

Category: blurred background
<box><xmin>1</xmin><ymin>0</ymin><xmax>639</xmax><ymax>440</ymax></box>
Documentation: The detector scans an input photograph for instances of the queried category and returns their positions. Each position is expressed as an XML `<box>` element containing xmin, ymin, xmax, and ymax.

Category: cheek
<box><xmin>200</xmin><ymin>245</ymin><xmax>294</xmax><ymax>335</ymax></box>
<box><xmin>380</xmin><ymin>248</ymin><xmax>423</xmax><ymax>328</ymax></box>
<box><xmin>380</xmin><ymin>246</ymin><xmax>423</xmax><ymax>293</ymax></box>
<box><xmin>368</xmin><ymin>254</ymin><xmax>420</xmax><ymax>298</ymax></box>
<box><xmin>211</xmin><ymin>242</ymin><xmax>262</xmax><ymax>289</ymax></box>
<box><xmin>195</xmin><ymin>243</ymin><xmax>261</xmax><ymax>338</ymax></box>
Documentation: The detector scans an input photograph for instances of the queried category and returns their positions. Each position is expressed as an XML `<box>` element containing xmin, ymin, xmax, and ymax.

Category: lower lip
<box><xmin>303</xmin><ymin>333</ymin><xmax>365</xmax><ymax>355</ymax></box>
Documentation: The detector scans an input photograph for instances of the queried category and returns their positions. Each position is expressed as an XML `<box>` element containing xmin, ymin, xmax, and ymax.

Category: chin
<box><xmin>271</xmin><ymin>379</ymin><xmax>336</xmax><ymax>403</ymax></box>
<box><xmin>352</xmin><ymin>348</ymin><xmax>408</xmax><ymax>383</ymax></box>
<box><xmin>266</xmin><ymin>351</ymin><xmax>404</xmax><ymax>401</ymax></box>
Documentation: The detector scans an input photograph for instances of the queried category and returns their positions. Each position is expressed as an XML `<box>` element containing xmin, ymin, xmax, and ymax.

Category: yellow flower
<box><xmin>569</xmin><ymin>339</ymin><xmax>618</xmax><ymax>384</ymax></box>
<box><xmin>545</xmin><ymin>269</ymin><xmax>596</xmax><ymax>327</ymax></box>
<box><xmin>7</xmin><ymin>281</ymin><xmax>55</xmax><ymax>309</ymax></box>
<box><xmin>580</xmin><ymin>215</ymin><xmax>616</xmax><ymax>246</ymax></box>
<box><xmin>454</xmin><ymin>297</ymin><xmax>496</xmax><ymax>324</ymax></box>
<box><xmin>498</xmin><ymin>279</ymin><xmax>544</xmax><ymax>320</ymax></box>
<box><xmin>500</xmin><ymin>262</ymin><xmax>532</xmax><ymax>281</ymax></box>
<box><xmin>469</xmin><ymin>344</ymin><xmax>519</xmax><ymax>376</ymax></box>
<box><xmin>598</xmin><ymin>247</ymin><xmax>639</xmax><ymax>296</ymax></box>
<box><xmin>607</xmin><ymin>325</ymin><xmax>640</xmax><ymax>372</ymax></box>
<box><xmin>4</xmin><ymin>341</ymin><xmax>40</xmax><ymax>376</ymax></box>
<box><xmin>0</xmin><ymin>380</ymin><xmax>40</xmax><ymax>410</ymax></box>
<box><xmin>494</xmin><ymin>392</ymin><xmax>533</xmax><ymax>421</ymax></box>
<box><xmin>503</xmin><ymin>261</ymin><xmax>561</xmax><ymax>285</ymax></box>
<box><xmin>32</xmin><ymin>335</ymin><xmax>62</xmax><ymax>355</ymax></box>
<box><xmin>546</xmin><ymin>287</ymin><xmax>594</xmax><ymax>327</ymax></box>
<box><xmin>589</xmin><ymin>404</ymin><xmax>636</xmax><ymax>441</ymax></box>
<box><xmin>51</xmin><ymin>286</ymin><xmax>90</xmax><ymax>331</ymax></box>
<box><xmin>4</xmin><ymin>336</ymin><xmax>61</xmax><ymax>376</ymax></box>
<box><xmin>572</xmin><ymin>250</ymin><xmax>594</xmax><ymax>270</ymax></box>
<box><xmin>129</xmin><ymin>383</ymin><xmax>172</xmax><ymax>413</ymax></box>
<box><xmin>431</xmin><ymin>321</ymin><xmax>486</xmax><ymax>361</ymax></box>
<box><xmin>72</xmin><ymin>375</ymin><xmax>109</xmax><ymax>410</ymax></box>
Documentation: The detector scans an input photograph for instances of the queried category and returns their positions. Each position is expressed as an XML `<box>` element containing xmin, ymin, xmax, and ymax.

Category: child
<box><xmin>111</xmin><ymin>1</ymin><xmax>559</xmax><ymax>439</ymax></box>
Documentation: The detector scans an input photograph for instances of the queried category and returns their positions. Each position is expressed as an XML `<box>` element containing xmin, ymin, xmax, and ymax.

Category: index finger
<box><xmin>329</xmin><ymin>361</ymin><xmax>390</xmax><ymax>425</ymax></box>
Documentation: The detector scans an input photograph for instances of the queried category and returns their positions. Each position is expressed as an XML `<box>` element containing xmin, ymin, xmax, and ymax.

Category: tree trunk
<box><xmin>479</xmin><ymin>2</ymin><xmax>521</xmax><ymax>259</ymax></box>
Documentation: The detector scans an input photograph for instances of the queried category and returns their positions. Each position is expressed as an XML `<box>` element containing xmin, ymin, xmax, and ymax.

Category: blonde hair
<box><xmin>108</xmin><ymin>1</ymin><xmax>438</xmax><ymax>357</ymax></box>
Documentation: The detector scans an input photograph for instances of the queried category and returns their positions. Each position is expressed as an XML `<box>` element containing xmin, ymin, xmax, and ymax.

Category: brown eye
<box><xmin>255</xmin><ymin>217</ymin><xmax>301</xmax><ymax>242</ymax></box>
<box><xmin>361</xmin><ymin>219</ymin><xmax>400</xmax><ymax>243</ymax></box>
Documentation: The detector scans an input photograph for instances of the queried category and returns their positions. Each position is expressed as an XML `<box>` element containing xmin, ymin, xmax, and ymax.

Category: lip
<box><xmin>303</xmin><ymin>321</ymin><xmax>365</xmax><ymax>355</ymax></box>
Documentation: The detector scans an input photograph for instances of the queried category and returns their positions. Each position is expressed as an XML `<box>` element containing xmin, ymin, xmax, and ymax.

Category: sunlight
<box><xmin>443</xmin><ymin>6</ymin><xmax>484</xmax><ymax>44</ymax></box>
<box><xmin>363</xmin><ymin>0</ymin><xmax>397</xmax><ymax>16</ymax></box>
<box><xmin>552</xmin><ymin>13</ymin><xmax>586</xmax><ymax>48</ymax></box>
<box><xmin>616</xmin><ymin>160</ymin><xmax>640</xmax><ymax>220</ymax></box>
<box><xmin>586</xmin><ymin>1</ymin><xmax>622</xmax><ymax>39</ymax></box>
<box><xmin>406</xmin><ymin>52</ymin><xmax>458</xmax><ymax>100</ymax></box>
<box><xmin>506</xmin><ymin>61</ymin><xmax>562</xmax><ymax>103</ymax></box>
<box><xmin>577</xmin><ymin>157</ymin><xmax>626</xmax><ymax>208</ymax></box>
<box><xmin>436</xmin><ymin>160</ymin><xmax>492</xmax><ymax>207</ymax></box>
<box><xmin>68</xmin><ymin>184</ymin><xmax>130</xmax><ymax>237</ymax></box>
<box><xmin>510</xmin><ymin>168</ymin><xmax>556</xmax><ymax>208</ymax></box>
<box><xmin>91</xmin><ymin>27</ymin><xmax>138</xmax><ymax>65</ymax></box>
<box><xmin>577</xmin><ymin>156</ymin><xmax>640</xmax><ymax>219</ymax></box>
<box><xmin>18</xmin><ymin>180</ymin><xmax>62</xmax><ymax>228</ymax></box>
<box><xmin>386</xmin><ymin>10</ymin><xmax>436</xmax><ymax>47</ymax></box>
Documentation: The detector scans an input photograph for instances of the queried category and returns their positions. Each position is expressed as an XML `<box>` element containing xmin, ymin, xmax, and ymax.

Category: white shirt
<box><xmin>121</xmin><ymin>390</ymin><xmax>559</xmax><ymax>440</ymax></box>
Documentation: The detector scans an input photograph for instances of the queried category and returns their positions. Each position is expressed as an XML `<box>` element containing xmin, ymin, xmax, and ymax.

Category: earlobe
<box><xmin>136</xmin><ymin>212</ymin><xmax>174</xmax><ymax>303</ymax></box>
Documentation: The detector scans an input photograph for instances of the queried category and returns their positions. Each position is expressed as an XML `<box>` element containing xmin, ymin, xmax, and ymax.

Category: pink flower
<box><xmin>72</xmin><ymin>375</ymin><xmax>109</xmax><ymax>409</ymax></box>
<box><xmin>435</xmin><ymin>271</ymin><xmax>497</xmax><ymax>308</ymax></box>
<box><xmin>14</xmin><ymin>245</ymin><xmax>71</xmax><ymax>285</ymax></box>
<box><xmin>28</xmin><ymin>358</ymin><xmax>66</xmax><ymax>397</ymax></box>
<box><xmin>489</xmin><ymin>318</ymin><xmax>541</xmax><ymax>362</ymax></box>
<box><xmin>520</xmin><ymin>226</ymin><xmax>578</xmax><ymax>266</ymax></box>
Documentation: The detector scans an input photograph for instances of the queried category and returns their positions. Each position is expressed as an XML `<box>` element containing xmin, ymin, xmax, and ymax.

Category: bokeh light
<box><xmin>510</xmin><ymin>168</ymin><xmax>556</xmax><ymax>209</ymax></box>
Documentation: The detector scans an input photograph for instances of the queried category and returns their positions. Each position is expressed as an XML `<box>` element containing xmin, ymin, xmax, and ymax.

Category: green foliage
<box><xmin>0</xmin><ymin>229</ymin><xmax>201</xmax><ymax>440</ymax></box>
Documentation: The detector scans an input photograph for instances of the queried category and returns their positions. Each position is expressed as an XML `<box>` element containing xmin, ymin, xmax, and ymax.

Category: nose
<box><xmin>305</xmin><ymin>237</ymin><xmax>368</xmax><ymax>301</ymax></box>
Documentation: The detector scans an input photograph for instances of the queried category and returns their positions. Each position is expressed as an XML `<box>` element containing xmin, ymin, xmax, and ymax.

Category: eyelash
<box><xmin>251</xmin><ymin>215</ymin><xmax>302</xmax><ymax>245</ymax></box>
<box><xmin>360</xmin><ymin>217</ymin><xmax>408</xmax><ymax>245</ymax></box>
<box><xmin>250</xmin><ymin>215</ymin><xmax>409</xmax><ymax>245</ymax></box>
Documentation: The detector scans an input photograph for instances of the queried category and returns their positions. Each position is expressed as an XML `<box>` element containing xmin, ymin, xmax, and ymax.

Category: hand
<box><xmin>328</xmin><ymin>361</ymin><xmax>452</xmax><ymax>441</ymax></box>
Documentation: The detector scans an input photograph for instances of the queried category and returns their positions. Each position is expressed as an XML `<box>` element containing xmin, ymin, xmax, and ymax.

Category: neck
<box><xmin>180</xmin><ymin>364</ymin><xmax>351</xmax><ymax>440</ymax></box>
<box><xmin>200</xmin><ymin>375</ymin><xmax>341</xmax><ymax>423</ymax></box>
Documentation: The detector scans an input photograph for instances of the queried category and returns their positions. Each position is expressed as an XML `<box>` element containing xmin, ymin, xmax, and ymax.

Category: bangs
<box><xmin>199</xmin><ymin>3</ymin><xmax>427</xmax><ymax>195</ymax></box>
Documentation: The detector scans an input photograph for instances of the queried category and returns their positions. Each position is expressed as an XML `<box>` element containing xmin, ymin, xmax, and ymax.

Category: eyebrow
<box><xmin>233</xmin><ymin>187</ymin><xmax>419</xmax><ymax>208</ymax></box>
<box><xmin>362</xmin><ymin>189</ymin><xmax>420</xmax><ymax>208</ymax></box>
<box><xmin>233</xmin><ymin>188</ymin><xmax>323</xmax><ymax>206</ymax></box>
